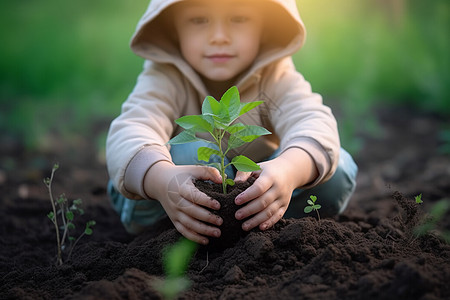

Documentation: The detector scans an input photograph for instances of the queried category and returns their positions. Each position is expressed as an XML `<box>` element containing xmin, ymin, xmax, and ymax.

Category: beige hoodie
<box><xmin>106</xmin><ymin>0</ymin><xmax>340</xmax><ymax>200</ymax></box>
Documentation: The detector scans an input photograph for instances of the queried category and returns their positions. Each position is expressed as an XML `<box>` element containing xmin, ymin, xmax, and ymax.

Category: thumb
<box><xmin>234</xmin><ymin>171</ymin><xmax>251</xmax><ymax>182</ymax></box>
<box><xmin>192</xmin><ymin>165</ymin><xmax>222</xmax><ymax>184</ymax></box>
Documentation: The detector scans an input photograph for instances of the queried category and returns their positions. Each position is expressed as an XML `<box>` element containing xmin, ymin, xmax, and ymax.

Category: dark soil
<box><xmin>1</xmin><ymin>106</ymin><xmax>450</xmax><ymax>299</ymax></box>
<box><xmin>194</xmin><ymin>178</ymin><xmax>255</xmax><ymax>250</ymax></box>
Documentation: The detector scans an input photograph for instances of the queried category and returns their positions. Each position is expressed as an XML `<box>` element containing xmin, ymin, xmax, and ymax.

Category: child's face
<box><xmin>173</xmin><ymin>0</ymin><xmax>263</xmax><ymax>83</ymax></box>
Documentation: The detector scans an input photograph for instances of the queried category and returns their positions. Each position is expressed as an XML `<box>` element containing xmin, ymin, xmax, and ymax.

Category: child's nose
<box><xmin>209</xmin><ymin>21</ymin><xmax>230</xmax><ymax>44</ymax></box>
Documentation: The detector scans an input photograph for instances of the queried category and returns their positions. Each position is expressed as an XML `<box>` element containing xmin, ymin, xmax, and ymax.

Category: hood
<box><xmin>130</xmin><ymin>0</ymin><xmax>306</xmax><ymax>95</ymax></box>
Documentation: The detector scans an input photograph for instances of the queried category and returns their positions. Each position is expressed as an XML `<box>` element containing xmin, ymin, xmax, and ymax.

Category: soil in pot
<box><xmin>194</xmin><ymin>177</ymin><xmax>255</xmax><ymax>250</ymax></box>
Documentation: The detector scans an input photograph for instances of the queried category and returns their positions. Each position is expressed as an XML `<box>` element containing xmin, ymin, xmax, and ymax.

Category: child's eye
<box><xmin>231</xmin><ymin>16</ymin><xmax>249</xmax><ymax>23</ymax></box>
<box><xmin>190</xmin><ymin>17</ymin><xmax>208</xmax><ymax>24</ymax></box>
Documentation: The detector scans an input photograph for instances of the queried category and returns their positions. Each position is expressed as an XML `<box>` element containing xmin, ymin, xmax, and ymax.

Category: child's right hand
<box><xmin>144</xmin><ymin>161</ymin><xmax>223</xmax><ymax>245</ymax></box>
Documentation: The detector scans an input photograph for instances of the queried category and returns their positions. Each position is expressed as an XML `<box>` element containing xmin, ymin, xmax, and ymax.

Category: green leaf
<box><xmin>310</xmin><ymin>195</ymin><xmax>317</xmax><ymax>202</ymax></box>
<box><xmin>87</xmin><ymin>220</ymin><xmax>96</xmax><ymax>227</ymax></box>
<box><xmin>168</xmin><ymin>130</ymin><xmax>200</xmax><ymax>145</ymax></box>
<box><xmin>230</xmin><ymin>155</ymin><xmax>260</xmax><ymax>172</ymax></box>
<box><xmin>225</xmin><ymin>178</ymin><xmax>235</xmax><ymax>186</ymax></box>
<box><xmin>47</xmin><ymin>212</ymin><xmax>55</xmax><ymax>220</ymax></box>
<box><xmin>57</xmin><ymin>194</ymin><xmax>66</xmax><ymax>204</ymax></box>
<box><xmin>175</xmin><ymin>115</ymin><xmax>212</xmax><ymax>133</ymax></box>
<box><xmin>163</xmin><ymin>238</ymin><xmax>198</xmax><ymax>278</ymax></box>
<box><xmin>227</xmin><ymin>135</ymin><xmax>247</xmax><ymax>150</ymax></box>
<box><xmin>67</xmin><ymin>222</ymin><xmax>75</xmax><ymax>230</ymax></box>
<box><xmin>73</xmin><ymin>199</ymin><xmax>82</xmax><ymax>206</ymax></box>
<box><xmin>206</xmin><ymin>162</ymin><xmax>221</xmax><ymax>171</ymax></box>
<box><xmin>216</xmin><ymin>105</ymin><xmax>231</xmax><ymax>126</ymax></box>
<box><xmin>202</xmin><ymin>95</ymin><xmax>221</xmax><ymax>116</ymax></box>
<box><xmin>314</xmin><ymin>204</ymin><xmax>321</xmax><ymax>210</ymax></box>
<box><xmin>233</xmin><ymin>125</ymin><xmax>271</xmax><ymax>143</ymax></box>
<box><xmin>304</xmin><ymin>206</ymin><xmax>313</xmax><ymax>213</ymax></box>
<box><xmin>68</xmin><ymin>236</ymin><xmax>75</xmax><ymax>241</ymax></box>
<box><xmin>85</xmin><ymin>228</ymin><xmax>93</xmax><ymax>235</ymax></box>
<box><xmin>307</xmin><ymin>199</ymin><xmax>314</xmax><ymax>206</ymax></box>
<box><xmin>227</xmin><ymin>123</ymin><xmax>247</xmax><ymax>134</ymax></box>
<box><xmin>414</xmin><ymin>194</ymin><xmax>423</xmax><ymax>204</ymax></box>
<box><xmin>239</xmin><ymin>101</ymin><xmax>263</xmax><ymax>116</ymax></box>
<box><xmin>197</xmin><ymin>147</ymin><xmax>221</xmax><ymax>162</ymax></box>
<box><xmin>66</xmin><ymin>211</ymin><xmax>74</xmax><ymax>221</ymax></box>
<box><xmin>226</xmin><ymin>125</ymin><xmax>271</xmax><ymax>150</ymax></box>
<box><xmin>220</xmin><ymin>86</ymin><xmax>241</xmax><ymax>122</ymax></box>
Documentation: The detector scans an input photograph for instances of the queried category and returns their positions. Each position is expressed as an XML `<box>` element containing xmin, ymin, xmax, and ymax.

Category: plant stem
<box><xmin>47</xmin><ymin>168</ymin><xmax>63</xmax><ymax>266</ymax></box>
<box><xmin>315</xmin><ymin>209</ymin><xmax>321</xmax><ymax>221</ymax></box>
<box><xmin>221</xmin><ymin>155</ymin><xmax>227</xmax><ymax>194</ymax></box>
<box><xmin>67</xmin><ymin>232</ymin><xmax>85</xmax><ymax>261</ymax></box>
<box><xmin>217</xmin><ymin>129</ymin><xmax>227</xmax><ymax>194</ymax></box>
<box><xmin>60</xmin><ymin>201</ymin><xmax>68</xmax><ymax>249</ymax></box>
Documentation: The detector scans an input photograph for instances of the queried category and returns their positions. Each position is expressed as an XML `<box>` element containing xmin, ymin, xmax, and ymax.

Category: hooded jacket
<box><xmin>106</xmin><ymin>0</ymin><xmax>340</xmax><ymax>200</ymax></box>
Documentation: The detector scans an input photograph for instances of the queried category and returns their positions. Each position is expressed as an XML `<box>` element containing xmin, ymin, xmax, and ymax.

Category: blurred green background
<box><xmin>1</xmin><ymin>0</ymin><xmax>449</xmax><ymax>154</ymax></box>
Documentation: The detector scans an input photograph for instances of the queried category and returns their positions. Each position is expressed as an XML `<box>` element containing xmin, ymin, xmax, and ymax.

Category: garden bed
<box><xmin>1</xmin><ymin>106</ymin><xmax>449</xmax><ymax>299</ymax></box>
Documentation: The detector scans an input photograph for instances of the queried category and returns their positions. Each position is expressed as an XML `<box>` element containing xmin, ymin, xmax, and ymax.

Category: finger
<box><xmin>179</xmin><ymin>199</ymin><xmax>223</xmax><ymax>227</ymax></box>
<box><xmin>259</xmin><ymin>207</ymin><xmax>286</xmax><ymax>231</ymax></box>
<box><xmin>173</xmin><ymin>221</ymin><xmax>210</xmax><ymax>245</ymax></box>
<box><xmin>191</xmin><ymin>165</ymin><xmax>222</xmax><ymax>184</ymax></box>
<box><xmin>178</xmin><ymin>213</ymin><xmax>221</xmax><ymax>239</ymax></box>
<box><xmin>234</xmin><ymin>171</ymin><xmax>251</xmax><ymax>182</ymax></box>
<box><xmin>235</xmin><ymin>188</ymin><xmax>276</xmax><ymax>220</ymax></box>
<box><xmin>241</xmin><ymin>203</ymin><xmax>285</xmax><ymax>231</ymax></box>
<box><xmin>180</xmin><ymin>183</ymin><xmax>221</xmax><ymax>210</ymax></box>
<box><xmin>235</xmin><ymin>176</ymin><xmax>271</xmax><ymax>205</ymax></box>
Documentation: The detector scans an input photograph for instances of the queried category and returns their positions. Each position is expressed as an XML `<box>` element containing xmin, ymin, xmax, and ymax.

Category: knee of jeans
<box><xmin>338</xmin><ymin>148</ymin><xmax>358</xmax><ymax>184</ymax></box>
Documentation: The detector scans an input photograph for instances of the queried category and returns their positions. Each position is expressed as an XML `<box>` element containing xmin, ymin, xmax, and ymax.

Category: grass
<box><xmin>0</xmin><ymin>0</ymin><xmax>148</xmax><ymax>148</ymax></box>
<box><xmin>295</xmin><ymin>0</ymin><xmax>450</xmax><ymax>152</ymax></box>
<box><xmin>1</xmin><ymin>0</ymin><xmax>449</xmax><ymax>151</ymax></box>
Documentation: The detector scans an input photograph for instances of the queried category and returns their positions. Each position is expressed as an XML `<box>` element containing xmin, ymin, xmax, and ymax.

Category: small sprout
<box><xmin>168</xmin><ymin>86</ymin><xmax>271</xmax><ymax>194</ymax></box>
<box><xmin>304</xmin><ymin>195</ymin><xmax>321</xmax><ymax>221</ymax></box>
<box><xmin>153</xmin><ymin>237</ymin><xmax>198</xmax><ymax>300</ymax></box>
<box><xmin>44</xmin><ymin>163</ymin><xmax>96</xmax><ymax>265</ymax></box>
<box><xmin>415</xmin><ymin>193</ymin><xmax>423</xmax><ymax>204</ymax></box>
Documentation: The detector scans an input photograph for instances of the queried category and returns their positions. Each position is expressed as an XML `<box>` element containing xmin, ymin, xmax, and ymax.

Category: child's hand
<box><xmin>144</xmin><ymin>161</ymin><xmax>223</xmax><ymax>245</ymax></box>
<box><xmin>233</xmin><ymin>148</ymin><xmax>318</xmax><ymax>231</ymax></box>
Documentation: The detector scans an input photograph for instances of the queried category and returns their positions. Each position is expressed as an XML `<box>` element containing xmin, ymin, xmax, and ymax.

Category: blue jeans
<box><xmin>108</xmin><ymin>142</ymin><xmax>358</xmax><ymax>234</ymax></box>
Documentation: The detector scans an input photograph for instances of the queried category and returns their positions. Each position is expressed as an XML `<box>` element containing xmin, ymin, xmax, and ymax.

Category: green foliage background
<box><xmin>1</xmin><ymin>0</ymin><xmax>449</xmax><ymax>151</ymax></box>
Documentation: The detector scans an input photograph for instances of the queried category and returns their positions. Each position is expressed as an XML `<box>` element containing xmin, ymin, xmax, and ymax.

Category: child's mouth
<box><xmin>206</xmin><ymin>54</ymin><xmax>234</xmax><ymax>63</ymax></box>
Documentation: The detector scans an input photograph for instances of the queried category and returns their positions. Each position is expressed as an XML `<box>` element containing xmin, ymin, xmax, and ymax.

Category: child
<box><xmin>106</xmin><ymin>0</ymin><xmax>358</xmax><ymax>245</ymax></box>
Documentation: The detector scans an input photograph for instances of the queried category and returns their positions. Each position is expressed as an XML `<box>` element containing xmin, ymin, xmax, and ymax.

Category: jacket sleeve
<box><xmin>263</xmin><ymin>57</ymin><xmax>340</xmax><ymax>188</ymax></box>
<box><xmin>106</xmin><ymin>61</ymin><xmax>185</xmax><ymax>199</ymax></box>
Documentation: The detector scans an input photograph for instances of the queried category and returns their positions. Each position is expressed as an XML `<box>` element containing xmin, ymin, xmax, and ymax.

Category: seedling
<box><xmin>168</xmin><ymin>86</ymin><xmax>271</xmax><ymax>194</ymax></box>
<box><xmin>304</xmin><ymin>195</ymin><xmax>321</xmax><ymax>220</ymax></box>
<box><xmin>152</xmin><ymin>237</ymin><xmax>198</xmax><ymax>300</ymax></box>
<box><xmin>44</xmin><ymin>163</ymin><xmax>96</xmax><ymax>265</ymax></box>
<box><xmin>415</xmin><ymin>193</ymin><xmax>423</xmax><ymax>204</ymax></box>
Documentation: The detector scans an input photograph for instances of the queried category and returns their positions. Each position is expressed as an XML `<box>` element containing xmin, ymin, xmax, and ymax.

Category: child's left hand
<box><xmin>233</xmin><ymin>148</ymin><xmax>318</xmax><ymax>231</ymax></box>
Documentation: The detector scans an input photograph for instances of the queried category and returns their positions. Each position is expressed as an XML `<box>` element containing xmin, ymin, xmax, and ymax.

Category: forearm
<box><xmin>276</xmin><ymin>147</ymin><xmax>319</xmax><ymax>189</ymax></box>
<box><xmin>143</xmin><ymin>160</ymin><xmax>174</xmax><ymax>201</ymax></box>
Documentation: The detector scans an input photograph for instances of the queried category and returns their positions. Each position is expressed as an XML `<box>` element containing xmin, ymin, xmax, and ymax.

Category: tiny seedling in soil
<box><xmin>168</xmin><ymin>86</ymin><xmax>271</xmax><ymax>194</ymax></box>
<box><xmin>415</xmin><ymin>193</ymin><xmax>423</xmax><ymax>204</ymax></box>
<box><xmin>152</xmin><ymin>237</ymin><xmax>198</xmax><ymax>300</ymax></box>
<box><xmin>44</xmin><ymin>163</ymin><xmax>96</xmax><ymax>266</ymax></box>
<box><xmin>304</xmin><ymin>195</ymin><xmax>321</xmax><ymax>221</ymax></box>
